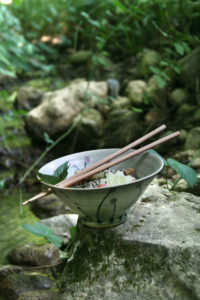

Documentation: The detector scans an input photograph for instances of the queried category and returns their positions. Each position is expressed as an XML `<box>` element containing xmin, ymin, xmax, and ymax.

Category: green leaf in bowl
<box><xmin>37</xmin><ymin>161</ymin><xmax>69</xmax><ymax>185</ymax></box>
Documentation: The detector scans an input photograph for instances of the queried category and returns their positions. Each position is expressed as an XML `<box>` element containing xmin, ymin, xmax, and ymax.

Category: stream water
<box><xmin>0</xmin><ymin>190</ymin><xmax>45</xmax><ymax>265</ymax></box>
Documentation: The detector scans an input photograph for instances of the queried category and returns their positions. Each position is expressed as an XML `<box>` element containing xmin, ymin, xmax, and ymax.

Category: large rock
<box><xmin>179</xmin><ymin>46</ymin><xmax>200</xmax><ymax>88</ymax></box>
<box><xmin>18</xmin><ymin>289</ymin><xmax>58</xmax><ymax>300</ymax></box>
<box><xmin>185</xmin><ymin>127</ymin><xmax>200</xmax><ymax>150</ymax></box>
<box><xmin>25</xmin><ymin>80</ymin><xmax>108</xmax><ymax>141</ymax></box>
<box><xmin>30</xmin><ymin>194</ymin><xmax>69</xmax><ymax>219</ymax></box>
<box><xmin>144</xmin><ymin>107</ymin><xmax>167</xmax><ymax>125</ymax></box>
<box><xmin>172</xmin><ymin>177</ymin><xmax>200</xmax><ymax>196</ymax></box>
<box><xmin>16</xmin><ymin>86</ymin><xmax>44</xmax><ymax>111</ymax></box>
<box><xmin>125</xmin><ymin>80</ymin><xmax>147</xmax><ymax>106</ymax></box>
<box><xmin>41</xmin><ymin>214</ymin><xmax>78</xmax><ymax>246</ymax></box>
<box><xmin>59</xmin><ymin>184</ymin><xmax>200</xmax><ymax>299</ymax></box>
<box><xmin>0</xmin><ymin>265</ymin><xmax>23</xmax><ymax>282</ymax></box>
<box><xmin>7</xmin><ymin>244</ymin><xmax>60</xmax><ymax>267</ymax></box>
<box><xmin>110</xmin><ymin>96</ymin><xmax>131</xmax><ymax>110</ymax></box>
<box><xmin>67</xmin><ymin>50</ymin><xmax>93</xmax><ymax>64</ymax></box>
<box><xmin>101</xmin><ymin>109</ymin><xmax>143</xmax><ymax>148</ymax></box>
<box><xmin>169</xmin><ymin>88</ymin><xmax>188</xmax><ymax>107</ymax></box>
<box><xmin>0</xmin><ymin>273</ymin><xmax>53</xmax><ymax>300</ymax></box>
<box><xmin>137</xmin><ymin>49</ymin><xmax>161</xmax><ymax>77</ymax></box>
<box><xmin>75</xmin><ymin>108</ymin><xmax>104</xmax><ymax>150</ymax></box>
<box><xmin>145</xmin><ymin>75</ymin><xmax>169</xmax><ymax>111</ymax></box>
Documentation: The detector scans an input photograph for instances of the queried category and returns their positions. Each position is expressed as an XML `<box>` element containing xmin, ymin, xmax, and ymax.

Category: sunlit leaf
<box><xmin>111</xmin><ymin>0</ymin><xmax>127</xmax><ymax>13</ymax></box>
<box><xmin>44</xmin><ymin>132</ymin><xmax>54</xmax><ymax>144</ymax></box>
<box><xmin>13</xmin><ymin>0</ymin><xmax>21</xmax><ymax>6</ymax></box>
<box><xmin>0</xmin><ymin>179</ymin><xmax>6</xmax><ymax>190</ymax></box>
<box><xmin>46</xmin><ymin>233</ymin><xmax>62</xmax><ymax>248</ymax></box>
<box><xmin>22</xmin><ymin>223</ymin><xmax>44</xmax><ymax>237</ymax></box>
<box><xmin>131</xmin><ymin>107</ymin><xmax>143</xmax><ymax>113</ymax></box>
<box><xmin>143</xmin><ymin>92</ymin><xmax>149</xmax><ymax>105</ymax></box>
<box><xmin>174</xmin><ymin>42</ymin><xmax>185</xmax><ymax>55</ymax></box>
<box><xmin>22</xmin><ymin>222</ymin><xmax>62</xmax><ymax>248</ymax></box>
<box><xmin>149</xmin><ymin>66</ymin><xmax>161</xmax><ymax>75</ymax></box>
<box><xmin>155</xmin><ymin>75</ymin><xmax>166</xmax><ymax>88</ymax></box>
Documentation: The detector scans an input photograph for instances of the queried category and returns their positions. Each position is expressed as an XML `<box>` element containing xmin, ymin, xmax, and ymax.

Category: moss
<box><xmin>0</xmin><ymin>115</ymin><xmax>31</xmax><ymax>149</ymax></box>
<box><xmin>0</xmin><ymin>191</ymin><xmax>47</xmax><ymax>265</ymax></box>
<box><xmin>26</xmin><ymin>77</ymin><xmax>65</xmax><ymax>91</ymax></box>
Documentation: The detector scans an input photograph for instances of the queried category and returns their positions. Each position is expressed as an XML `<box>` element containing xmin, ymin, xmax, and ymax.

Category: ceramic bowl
<box><xmin>38</xmin><ymin>149</ymin><xmax>164</xmax><ymax>228</ymax></box>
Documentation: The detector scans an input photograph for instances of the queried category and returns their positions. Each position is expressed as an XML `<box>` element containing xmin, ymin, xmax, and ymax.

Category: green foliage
<box><xmin>22</xmin><ymin>222</ymin><xmax>62</xmax><ymax>248</ymax></box>
<box><xmin>9</xmin><ymin>0</ymin><xmax>200</xmax><ymax>62</ymax></box>
<box><xmin>0</xmin><ymin>4</ymin><xmax>53</xmax><ymax>77</ymax></box>
<box><xmin>0</xmin><ymin>179</ymin><xmax>6</xmax><ymax>190</ymax></box>
<box><xmin>131</xmin><ymin>107</ymin><xmax>143</xmax><ymax>113</ymax></box>
<box><xmin>167</xmin><ymin>158</ymin><xmax>197</xmax><ymax>188</ymax></box>
<box><xmin>69</xmin><ymin>226</ymin><xmax>76</xmax><ymax>243</ymax></box>
<box><xmin>44</xmin><ymin>132</ymin><xmax>54</xmax><ymax>145</ymax></box>
<box><xmin>2</xmin><ymin>0</ymin><xmax>198</xmax><ymax>82</ymax></box>
<box><xmin>149</xmin><ymin>149</ymin><xmax>198</xmax><ymax>190</ymax></box>
<box><xmin>23</xmin><ymin>222</ymin><xmax>78</xmax><ymax>259</ymax></box>
<box><xmin>37</xmin><ymin>161</ymin><xmax>69</xmax><ymax>185</ymax></box>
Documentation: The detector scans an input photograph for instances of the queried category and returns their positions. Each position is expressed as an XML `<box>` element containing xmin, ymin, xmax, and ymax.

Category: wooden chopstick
<box><xmin>23</xmin><ymin>124</ymin><xmax>166</xmax><ymax>205</ymax></box>
<box><xmin>57</xmin><ymin>124</ymin><xmax>167</xmax><ymax>187</ymax></box>
<box><xmin>51</xmin><ymin>131</ymin><xmax>180</xmax><ymax>188</ymax></box>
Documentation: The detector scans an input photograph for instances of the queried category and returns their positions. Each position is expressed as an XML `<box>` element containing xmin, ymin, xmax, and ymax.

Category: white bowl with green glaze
<box><xmin>38</xmin><ymin>149</ymin><xmax>164</xmax><ymax>228</ymax></box>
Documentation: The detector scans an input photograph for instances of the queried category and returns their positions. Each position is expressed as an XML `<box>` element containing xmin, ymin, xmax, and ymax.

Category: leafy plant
<box><xmin>0</xmin><ymin>4</ymin><xmax>54</xmax><ymax>77</ymax></box>
<box><xmin>149</xmin><ymin>149</ymin><xmax>198</xmax><ymax>190</ymax></box>
<box><xmin>167</xmin><ymin>158</ymin><xmax>197</xmax><ymax>189</ymax></box>
<box><xmin>22</xmin><ymin>222</ymin><xmax>62</xmax><ymax>248</ymax></box>
<box><xmin>22</xmin><ymin>222</ymin><xmax>78</xmax><ymax>259</ymax></box>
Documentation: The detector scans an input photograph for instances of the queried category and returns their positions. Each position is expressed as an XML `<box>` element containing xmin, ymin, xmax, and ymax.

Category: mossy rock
<box><xmin>102</xmin><ymin>109</ymin><xmax>143</xmax><ymax>148</ymax></box>
<box><xmin>145</xmin><ymin>76</ymin><xmax>169</xmax><ymax>111</ymax></box>
<box><xmin>67</xmin><ymin>50</ymin><xmax>93</xmax><ymax>64</ymax></box>
<box><xmin>125</xmin><ymin>80</ymin><xmax>147</xmax><ymax>106</ymax></box>
<box><xmin>26</xmin><ymin>77</ymin><xmax>65</xmax><ymax>91</ymax></box>
<box><xmin>75</xmin><ymin>108</ymin><xmax>104</xmax><ymax>150</ymax></box>
<box><xmin>110</xmin><ymin>96</ymin><xmax>131</xmax><ymax>110</ymax></box>
<box><xmin>59</xmin><ymin>184</ymin><xmax>200</xmax><ymax>299</ymax></box>
<box><xmin>18</xmin><ymin>289</ymin><xmax>59</xmax><ymax>300</ymax></box>
<box><xmin>184</xmin><ymin>127</ymin><xmax>200</xmax><ymax>150</ymax></box>
<box><xmin>7</xmin><ymin>244</ymin><xmax>60</xmax><ymax>267</ymax></box>
<box><xmin>179</xmin><ymin>46</ymin><xmax>200</xmax><ymax>88</ymax></box>
<box><xmin>177</xmin><ymin>104</ymin><xmax>195</xmax><ymax>116</ymax></box>
<box><xmin>169</xmin><ymin>88</ymin><xmax>188</xmax><ymax>106</ymax></box>
<box><xmin>0</xmin><ymin>273</ymin><xmax>53</xmax><ymax>300</ymax></box>
<box><xmin>137</xmin><ymin>49</ymin><xmax>161</xmax><ymax>78</ymax></box>
<box><xmin>193</xmin><ymin>108</ymin><xmax>200</xmax><ymax>121</ymax></box>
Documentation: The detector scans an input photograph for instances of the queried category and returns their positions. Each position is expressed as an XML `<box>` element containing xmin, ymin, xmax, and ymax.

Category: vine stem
<box><xmin>18</xmin><ymin>118</ymin><xmax>80</xmax><ymax>215</ymax></box>
<box><xmin>0</xmin><ymin>121</ymin><xmax>12</xmax><ymax>154</ymax></box>
<box><xmin>19</xmin><ymin>118</ymin><xmax>80</xmax><ymax>186</ymax></box>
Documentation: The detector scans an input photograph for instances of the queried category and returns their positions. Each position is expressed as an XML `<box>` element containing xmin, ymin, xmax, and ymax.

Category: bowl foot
<box><xmin>82</xmin><ymin>214</ymin><xmax>127</xmax><ymax>229</ymax></box>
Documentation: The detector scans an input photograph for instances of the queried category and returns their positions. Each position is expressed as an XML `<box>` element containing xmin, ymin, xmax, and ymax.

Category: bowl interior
<box><xmin>38</xmin><ymin>148</ymin><xmax>163</xmax><ymax>189</ymax></box>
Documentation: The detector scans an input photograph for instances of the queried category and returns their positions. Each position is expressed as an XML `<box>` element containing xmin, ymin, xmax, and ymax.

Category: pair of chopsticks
<box><xmin>23</xmin><ymin>124</ymin><xmax>179</xmax><ymax>206</ymax></box>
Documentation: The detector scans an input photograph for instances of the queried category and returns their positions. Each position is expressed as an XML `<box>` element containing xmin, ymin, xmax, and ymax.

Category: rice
<box><xmin>99</xmin><ymin>170</ymin><xmax>134</xmax><ymax>186</ymax></box>
<box><xmin>75</xmin><ymin>168</ymin><xmax>135</xmax><ymax>189</ymax></box>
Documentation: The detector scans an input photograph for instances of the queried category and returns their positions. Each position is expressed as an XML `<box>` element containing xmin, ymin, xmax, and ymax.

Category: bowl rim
<box><xmin>38</xmin><ymin>148</ymin><xmax>164</xmax><ymax>191</ymax></box>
